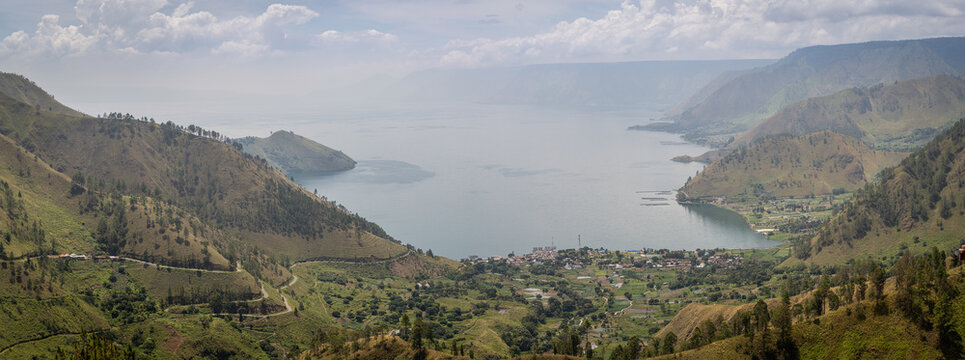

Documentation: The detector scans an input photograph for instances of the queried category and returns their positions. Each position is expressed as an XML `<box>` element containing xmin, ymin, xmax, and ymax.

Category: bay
<box><xmin>173</xmin><ymin>102</ymin><xmax>778</xmax><ymax>259</ymax></box>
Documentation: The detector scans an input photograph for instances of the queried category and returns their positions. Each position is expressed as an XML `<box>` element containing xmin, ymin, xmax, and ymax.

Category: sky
<box><xmin>1</xmin><ymin>0</ymin><xmax>964</xmax><ymax>114</ymax></box>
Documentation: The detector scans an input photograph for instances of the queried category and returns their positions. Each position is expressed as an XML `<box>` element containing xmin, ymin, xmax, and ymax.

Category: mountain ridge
<box><xmin>651</xmin><ymin>37</ymin><xmax>965</xmax><ymax>145</ymax></box>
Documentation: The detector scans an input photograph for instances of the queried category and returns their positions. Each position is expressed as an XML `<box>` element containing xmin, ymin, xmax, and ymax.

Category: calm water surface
<box><xmin>179</xmin><ymin>102</ymin><xmax>778</xmax><ymax>258</ymax></box>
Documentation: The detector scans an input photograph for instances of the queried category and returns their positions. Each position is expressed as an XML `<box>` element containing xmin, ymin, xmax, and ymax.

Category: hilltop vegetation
<box><xmin>733</xmin><ymin>74</ymin><xmax>965</xmax><ymax>151</ymax></box>
<box><xmin>236</xmin><ymin>130</ymin><xmax>355</xmax><ymax>176</ymax></box>
<box><xmin>645</xmin><ymin>37</ymin><xmax>965</xmax><ymax>145</ymax></box>
<box><xmin>679</xmin><ymin>131</ymin><xmax>907</xmax><ymax>201</ymax></box>
<box><xmin>794</xmin><ymin>118</ymin><xmax>965</xmax><ymax>265</ymax></box>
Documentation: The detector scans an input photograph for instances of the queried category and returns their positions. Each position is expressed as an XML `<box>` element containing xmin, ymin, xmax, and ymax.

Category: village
<box><xmin>473</xmin><ymin>245</ymin><xmax>746</xmax><ymax>273</ymax></box>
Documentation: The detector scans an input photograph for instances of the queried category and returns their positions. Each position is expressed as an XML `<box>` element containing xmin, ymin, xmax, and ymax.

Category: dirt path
<box><xmin>116</xmin><ymin>257</ymin><xmax>240</xmax><ymax>273</ymax></box>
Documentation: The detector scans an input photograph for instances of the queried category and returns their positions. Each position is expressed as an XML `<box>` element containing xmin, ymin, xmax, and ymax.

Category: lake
<box><xmin>173</xmin><ymin>102</ymin><xmax>778</xmax><ymax>258</ymax></box>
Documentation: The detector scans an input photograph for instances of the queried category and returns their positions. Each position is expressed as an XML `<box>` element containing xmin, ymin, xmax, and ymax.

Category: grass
<box><xmin>123</xmin><ymin>262</ymin><xmax>262</xmax><ymax>305</ymax></box>
<box><xmin>0</xmin><ymin>295</ymin><xmax>110</xmax><ymax>350</ymax></box>
<box><xmin>795</xmin><ymin>307</ymin><xmax>940</xmax><ymax>359</ymax></box>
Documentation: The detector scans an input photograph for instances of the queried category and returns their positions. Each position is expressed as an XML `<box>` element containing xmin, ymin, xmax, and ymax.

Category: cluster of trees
<box><xmin>671</xmin><ymin>259</ymin><xmax>776</xmax><ymax>289</ymax></box>
<box><xmin>0</xmin><ymin>179</ymin><xmax>48</xmax><ymax>259</ymax></box>
<box><xmin>99</xmin><ymin>285</ymin><xmax>158</xmax><ymax>324</ymax></box>
<box><xmin>165</xmin><ymin>285</ymin><xmax>256</xmax><ymax>307</ymax></box>
<box><xmin>893</xmin><ymin>248</ymin><xmax>961</xmax><ymax>357</ymax></box>
<box><xmin>54</xmin><ymin>331</ymin><xmax>136</xmax><ymax>360</ymax></box>
<box><xmin>94</xmin><ymin>194</ymin><xmax>129</xmax><ymax>256</ymax></box>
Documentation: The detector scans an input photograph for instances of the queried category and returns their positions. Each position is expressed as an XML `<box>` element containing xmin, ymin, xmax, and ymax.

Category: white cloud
<box><xmin>211</xmin><ymin>40</ymin><xmax>270</xmax><ymax>57</ymax></box>
<box><xmin>1</xmin><ymin>1</ymin><xmax>323</xmax><ymax>58</ymax></box>
<box><xmin>0</xmin><ymin>15</ymin><xmax>101</xmax><ymax>57</ymax></box>
<box><xmin>316</xmin><ymin>29</ymin><xmax>399</xmax><ymax>43</ymax></box>
<box><xmin>440</xmin><ymin>0</ymin><xmax>965</xmax><ymax>67</ymax></box>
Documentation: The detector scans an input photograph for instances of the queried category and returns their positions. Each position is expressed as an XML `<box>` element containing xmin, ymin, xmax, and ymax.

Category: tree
<box><xmin>626</xmin><ymin>335</ymin><xmax>641</xmax><ymax>359</ymax></box>
<box><xmin>773</xmin><ymin>293</ymin><xmax>796</xmax><ymax>358</ymax></box>
<box><xmin>662</xmin><ymin>332</ymin><xmax>676</xmax><ymax>354</ymax></box>
<box><xmin>411</xmin><ymin>316</ymin><xmax>425</xmax><ymax>349</ymax></box>
<box><xmin>812</xmin><ymin>273</ymin><xmax>831</xmax><ymax>315</ymax></box>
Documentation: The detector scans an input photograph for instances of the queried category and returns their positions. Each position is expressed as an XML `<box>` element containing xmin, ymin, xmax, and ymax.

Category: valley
<box><xmin>4</xmin><ymin>30</ymin><xmax>965</xmax><ymax>360</ymax></box>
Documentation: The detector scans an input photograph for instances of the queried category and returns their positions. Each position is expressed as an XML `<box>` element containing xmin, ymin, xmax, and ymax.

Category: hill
<box><xmin>0</xmin><ymin>89</ymin><xmax>404</xmax><ymax>264</ymax></box>
<box><xmin>793</xmin><ymin>118</ymin><xmax>965</xmax><ymax>265</ymax></box>
<box><xmin>0</xmin><ymin>126</ymin><xmax>238</xmax><ymax>270</ymax></box>
<box><xmin>647</xmin><ymin>37</ymin><xmax>965</xmax><ymax>145</ymax></box>
<box><xmin>0</xmin><ymin>72</ymin><xmax>84</xmax><ymax>117</ymax></box>
<box><xmin>236</xmin><ymin>130</ymin><xmax>355</xmax><ymax>176</ymax></box>
<box><xmin>390</xmin><ymin>59</ymin><xmax>772</xmax><ymax>109</ymax></box>
<box><xmin>732</xmin><ymin>74</ymin><xmax>965</xmax><ymax>151</ymax></box>
<box><xmin>678</xmin><ymin>131</ymin><xmax>908</xmax><ymax>201</ymax></box>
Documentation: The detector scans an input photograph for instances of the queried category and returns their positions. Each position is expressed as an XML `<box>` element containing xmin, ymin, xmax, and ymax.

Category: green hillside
<box><xmin>794</xmin><ymin>118</ymin><xmax>965</xmax><ymax>265</ymax></box>
<box><xmin>648</xmin><ymin>37</ymin><xmax>965</xmax><ymax>145</ymax></box>
<box><xmin>678</xmin><ymin>131</ymin><xmax>907</xmax><ymax>201</ymax></box>
<box><xmin>0</xmin><ymin>90</ymin><xmax>402</xmax><ymax>263</ymax></box>
<box><xmin>0</xmin><ymin>129</ymin><xmax>244</xmax><ymax>272</ymax></box>
<box><xmin>236</xmin><ymin>130</ymin><xmax>355</xmax><ymax>176</ymax></box>
<box><xmin>733</xmin><ymin>74</ymin><xmax>965</xmax><ymax>151</ymax></box>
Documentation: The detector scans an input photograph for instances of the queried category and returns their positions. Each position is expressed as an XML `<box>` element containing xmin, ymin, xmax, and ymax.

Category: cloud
<box><xmin>316</xmin><ymin>29</ymin><xmax>399</xmax><ymax>44</ymax></box>
<box><xmin>440</xmin><ymin>0</ymin><xmax>965</xmax><ymax>67</ymax></box>
<box><xmin>0</xmin><ymin>15</ymin><xmax>101</xmax><ymax>57</ymax></box>
<box><xmin>1</xmin><ymin>1</ymin><xmax>324</xmax><ymax>58</ymax></box>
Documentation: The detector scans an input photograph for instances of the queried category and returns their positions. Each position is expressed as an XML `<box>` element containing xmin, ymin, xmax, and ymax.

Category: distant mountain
<box><xmin>390</xmin><ymin>59</ymin><xmax>773</xmax><ymax>109</ymax></box>
<box><xmin>652</xmin><ymin>37</ymin><xmax>965</xmax><ymax>144</ymax></box>
<box><xmin>678</xmin><ymin>131</ymin><xmax>907</xmax><ymax>201</ymax></box>
<box><xmin>733</xmin><ymin>75</ymin><xmax>965</xmax><ymax>151</ymax></box>
<box><xmin>236</xmin><ymin>130</ymin><xmax>355</xmax><ymax>176</ymax></box>
<box><xmin>793</xmin><ymin>118</ymin><xmax>965</xmax><ymax>265</ymax></box>
<box><xmin>0</xmin><ymin>72</ymin><xmax>84</xmax><ymax>117</ymax></box>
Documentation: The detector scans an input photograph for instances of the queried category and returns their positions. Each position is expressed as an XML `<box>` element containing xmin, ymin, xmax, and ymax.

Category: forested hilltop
<box><xmin>791</xmin><ymin>118</ymin><xmax>965</xmax><ymax>265</ymax></box>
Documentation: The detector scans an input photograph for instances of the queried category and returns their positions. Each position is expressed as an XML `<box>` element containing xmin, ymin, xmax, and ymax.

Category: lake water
<box><xmin>167</xmin><ymin>102</ymin><xmax>778</xmax><ymax>259</ymax></box>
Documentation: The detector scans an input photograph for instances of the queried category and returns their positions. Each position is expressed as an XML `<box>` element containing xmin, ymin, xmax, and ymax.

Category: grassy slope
<box><xmin>666</xmin><ymin>37</ymin><xmax>965</xmax><ymax>138</ymax></box>
<box><xmin>0</xmin><ymin>72</ymin><xmax>84</xmax><ymax>117</ymax></box>
<box><xmin>680</xmin><ymin>130</ymin><xmax>907</xmax><ymax>200</ymax></box>
<box><xmin>236</xmin><ymin>130</ymin><xmax>356</xmax><ymax>176</ymax></box>
<box><xmin>654</xmin><ymin>308</ymin><xmax>939</xmax><ymax>360</ymax></box>
<box><xmin>796</xmin><ymin>119</ymin><xmax>965</xmax><ymax>266</ymax></box>
<box><xmin>655</xmin><ymin>272</ymin><xmax>949</xmax><ymax>359</ymax></box>
<box><xmin>0</xmin><ymin>130</ymin><xmax>235</xmax><ymax>269</ymax></box>
<box><xmin>733</xmin><ymin>74</ymin><xmax>965</xmax><ymax>151</ymax></box>
<box><xmin>0</xmin><ymin>133</ymin><xmax>95</xmax><ymax>257</ymax></box>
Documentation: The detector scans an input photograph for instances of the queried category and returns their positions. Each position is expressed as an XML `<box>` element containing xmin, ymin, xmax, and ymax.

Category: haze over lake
<box><xmin>161</xmin><ymin>102</ymin><xmax>777</xmax><ymax>259</ymax></box>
